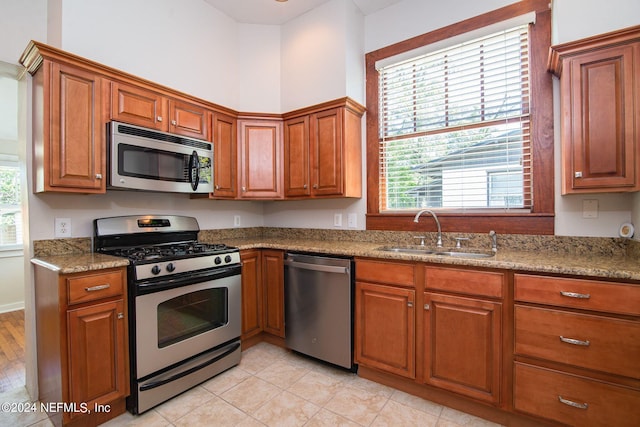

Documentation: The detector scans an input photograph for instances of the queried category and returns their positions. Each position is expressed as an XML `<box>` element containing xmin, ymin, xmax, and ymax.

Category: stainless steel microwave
<box><xmin>108</xmin><ymin>121</ymin><xmax>213</xmax><ymax>193</ymax></box>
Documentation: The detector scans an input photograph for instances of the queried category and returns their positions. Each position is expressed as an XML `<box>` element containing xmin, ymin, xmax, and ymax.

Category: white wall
<box><xmin>237</xmin><ymin>24</ymin><xmax>282</xmax><ymax>113</ymax></box>
<box><xmin>281</xmin><ymin>0</ymin><xmax>365</xmax><ymax>111</ymax></box>
<box><xmin>59</xmin><ymin>0</ymin><xmax>240</xmax><ymax>109</ymax></box>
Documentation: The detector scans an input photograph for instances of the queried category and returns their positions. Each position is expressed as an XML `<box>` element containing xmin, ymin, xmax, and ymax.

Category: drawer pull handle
<box><xmin>558</xmin><ymin>396</ymin><xmax>588</xmax><ymax>410</ymax></box>
<box><xmin>560</xmin><ymin>291</ymin><xmax>590</xmax><ymax>299</ymax></box>
<box><xmin>85</xmin><ymin>284</ymin><xmax>110</xmax><ymax>292</ymax></box>
<box><xmin>560</xmin><ymin>336</ymin><xmax>590</xmax><ymax>346</ymax></box>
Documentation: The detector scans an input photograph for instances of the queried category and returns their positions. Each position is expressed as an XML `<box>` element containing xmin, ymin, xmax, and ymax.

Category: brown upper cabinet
<box><xmin>284</xmin><ymin>98</ymin><xmax>365</xmax><ymax>198</ymax></box>
<box><xmin>549</xmin><ymin>26</ymin><xmax>640</xmax><ymax>194</ymax></box>
<box><xmin>24</xmin><ymin>54</ymin><xmax>107</xmax><ymax>194</ymax></box>
<box><xmin>211</xmin><ymin>112</ymin><xmax>238</xmax><ymax>198</ymax></box>
<box><xmin>20</xmin><ymin>41</ymin><xmax>364</xmax><ymax>199</ymax></box>
<box><xmin>110</xmin><ymin>81</ymin><xmax>209</xmax><ymax>141</ymax></box>
<box><xmin>237</xmin><ymin>118</ymin><xmax>284</xmax><ymax>199</ymax></box>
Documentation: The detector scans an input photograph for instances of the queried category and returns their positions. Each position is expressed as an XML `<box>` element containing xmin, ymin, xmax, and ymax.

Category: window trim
<box><xmin>365</xmin><ymin>0</ymin><xmax>554</xmax><ymax>234</ymax></box>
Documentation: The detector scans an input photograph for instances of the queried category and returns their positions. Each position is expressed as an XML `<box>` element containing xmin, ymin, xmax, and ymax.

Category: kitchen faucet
<box><xmin>489</xmin><ymin>230</ymin><xmax>498</xmax><ymax>253</ymax></box>
<box><xmin>413</xmin><ymin>209</ymin><xmax>443</xmax><ymax>248</ymax></box>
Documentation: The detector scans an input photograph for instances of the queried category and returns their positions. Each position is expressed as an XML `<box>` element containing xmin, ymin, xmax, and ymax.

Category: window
<box><xmin>379</xmin><ymin>25</ymin><xmax>530</xmax><ymax>211</ymax></box>
<box><xmin>0</xmin><ymin>158</ymin><xmax>22</xmax><ymax>249</ymax></box>
<box><xmin>0</xmin><ymin>67</ymin><xmax>23</xmax><ymax>251</ymax></box>
<box><xmin>365</xmin><ymin>0</ymin><xmax>554</xmax><ymax>233</ymax></box>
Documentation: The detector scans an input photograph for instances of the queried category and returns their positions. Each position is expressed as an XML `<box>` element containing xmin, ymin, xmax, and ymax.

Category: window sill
<box><xmin>0</xmin><ymin>247</ymin><xmax>25</xmax><ymax>258</ymax></box>
<box><xmin>366</xmin><ymin>212</ymin><xmax>554</xmax><ymax>235</ymax></box>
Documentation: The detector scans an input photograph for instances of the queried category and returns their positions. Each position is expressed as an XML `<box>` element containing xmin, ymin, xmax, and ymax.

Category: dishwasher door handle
<box><xmin>284</xmin><ymin>259</ymin><xmax>349</xmax><ymax>274</ymax></box>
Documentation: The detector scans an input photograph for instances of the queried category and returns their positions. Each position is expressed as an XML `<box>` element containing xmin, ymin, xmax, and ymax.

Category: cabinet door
<box><xmin>284</xmin><ymin>116</ymin><xmax>311</xmax><ymax>197</ymax></box>
<box><xmin>562</xmin><ymin>44</ymin><xmax>638</xmax><ymax>193</ymax></box>
<box><xmin>212</xmin><ymin>112</ymin><xmax>237</xmax><ymax>198</ymax></box>
<box><xmin>111</xmin><ymin>81</ymin><xmax>167</xmax><ymax>130</ymax></box>
<box><xmin>238</xmin><ymin>120</ymin><xmax>283</xmax><ymax>199</ymax></box>
<box><xmin>262</xmin><ymin>250</ymin><xmax>285</xmax><ymax>337</ymax></box>
<box><xmin>168</xmin><ymin>99</ymin><xmax>209</xmax><ymax>140</ymax></box>
<box><xmin>423</xmin><ymin>292</ymin><xmax>501</xmax><ymax>404</ymax></box>
<box><xmin>355</xmin><ymin>282</ymin><xmax>415</xmax><ymax>378</ymax></box>
<box><xmin>66</xmin><ymin>299</ymin><xmax>127</xmax><ymax>420</ymax></box>
<box><xmin>240</xmin><ymin>250</ymin><xmax>263</xmax><ymax>340</ymax></box>
<box><xmin>311</xmin><ymin>108</ymin><xmax>343</xmax><ymax>196</ymax></box>
<box><xmin>46</xmin><ymin>62</ymin><xmax>105</xmax><ymax>192</ymax></box>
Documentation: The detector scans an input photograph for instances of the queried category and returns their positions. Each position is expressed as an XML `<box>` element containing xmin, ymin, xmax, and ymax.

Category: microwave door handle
<box><xmin>189</xmin><ymin>151</ymin><xmax>200</xmax><ymax>191</ymax></box>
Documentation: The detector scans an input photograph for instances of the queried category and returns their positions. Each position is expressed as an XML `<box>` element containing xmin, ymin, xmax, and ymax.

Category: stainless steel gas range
<box><xmin>93</xmin><ymin>215</ymin><xmax>241</xmax><ymax>414</ymax></box>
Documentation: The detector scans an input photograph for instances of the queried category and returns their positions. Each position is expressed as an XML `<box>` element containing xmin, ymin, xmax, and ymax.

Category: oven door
<box><xmin>134</xmin><ymin>270</ymin><xmax>241</xmax><ymax>379</ymax></box>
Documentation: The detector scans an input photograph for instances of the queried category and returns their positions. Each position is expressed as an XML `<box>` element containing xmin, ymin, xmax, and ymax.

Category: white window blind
<box><xmin>378</xmin><ymin>24</ymin><xmax>531</xmax><ymax>211</ymax></box>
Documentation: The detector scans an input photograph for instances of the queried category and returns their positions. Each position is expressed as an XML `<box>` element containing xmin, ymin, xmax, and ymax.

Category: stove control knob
<box><xmin>151</xmin><ymin>265</ymin><xmax>161</xmax><ymax>275</ymax></box>
<box><xmin>214</xmin><ymin>256</ymin><xmax>222</xmax><ymax>265</ymax></box>
<box><xmin>225</xmin><ymin>255</ymin><xmax>232</xmax><ymax>263</ymax></box>
<box><xmin>166</xmin><ymin>263</ymin><xmax>176</xmax><ymax>272</ymax></box>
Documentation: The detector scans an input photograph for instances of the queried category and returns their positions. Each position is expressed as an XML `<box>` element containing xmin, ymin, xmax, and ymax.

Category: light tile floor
<box><xmin>0</xmin><ymin>342</ymin><xmax>504</xmax><ymax>426</ymax></box>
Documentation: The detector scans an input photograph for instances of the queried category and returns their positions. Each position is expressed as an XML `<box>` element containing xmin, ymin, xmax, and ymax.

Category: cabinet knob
<box><xmin>313</xmin><ymin>184</ymin><xmax>318</xmax><ymax>189</ymax></box>
<box><xmin>407</xmin><ymin>301</ymin><xmax>413</xmax><ymax>308</ymax></box>
<box><xmin>303</xmin><ymin>184</ymin><xmax>307</xmax><ymax>189</ymax></box>
<box><xmin>95</xmin><ymin>173</ymin><xmax>103</xmax><ymax>180</ymax></box>
<box><xmin>215</xmin><ymin>185</ymin><xmax>220</xmax><ymax>190</ymax></box>
<box><xmin>575</xmin><ymin>171</ymin><xmax>582</xmax><ymax>178</ymax></box>
<box><xmin>424</xmin><ymin>304</ymin><xmax>430</xmax><ymax>310</ymax></box>
<box><xmin>171</xmin><ymin>120</ymin><xmax>177</xmax><ymax>126</ymax></box>
<box><xmin>117</xmin><ymin>312</ymin><xmax>124</xmax><ymax>319</ymax></box>
<box><xmin>157</xmin><ymin>116</ymin><xmax>163</xmax><ymax>122</ymax></box>
<box><xmin>242</xmin><ymin>186</ymin><xmax>246</xmax><ymax>192</ymax></box>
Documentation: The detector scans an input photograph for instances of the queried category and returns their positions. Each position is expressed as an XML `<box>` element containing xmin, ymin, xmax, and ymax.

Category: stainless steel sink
<box><xmin>377</xmin><ymin>246</ymin><xmax>495</xmax><ymax>258</ymax></box>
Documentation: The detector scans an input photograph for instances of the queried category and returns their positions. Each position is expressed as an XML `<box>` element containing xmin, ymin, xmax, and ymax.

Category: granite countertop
<box><xmin>31</xmin><ymin>236</ymin><xmax>640</xmax><ymax>281</ymax></box>
<box><xmin>223</xmin><ymin>237</ymin><xmax>640</xmax><ymax>282</ymax></box>
<box><xmin>31</xmin><ymin>252</ymin><xmax>130</xmax><ymax>274</ymax></box>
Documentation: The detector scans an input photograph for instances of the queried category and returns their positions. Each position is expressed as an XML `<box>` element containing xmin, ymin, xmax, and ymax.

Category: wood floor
<box><xmin>0</xmin><ymin>310</ymin><xmax>25</xmax><ymax>392</ymax></box>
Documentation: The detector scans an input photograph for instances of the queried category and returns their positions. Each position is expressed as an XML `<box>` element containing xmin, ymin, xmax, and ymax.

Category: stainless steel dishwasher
<box><xmin>284</xmin><ymin>252</ymin><xmax>354</xmax><ymax>370</ymax></box>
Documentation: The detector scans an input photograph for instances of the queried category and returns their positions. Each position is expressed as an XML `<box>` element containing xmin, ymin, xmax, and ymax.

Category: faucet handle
<box><xmin>454</xmin><ymin>237</ymin><xmax>469</xmax><ymax>249</ymax></box>
<box><xmin>413</xmin><ymin>235</ymin><xmax>426</xmax><ymax>246</ymax></box>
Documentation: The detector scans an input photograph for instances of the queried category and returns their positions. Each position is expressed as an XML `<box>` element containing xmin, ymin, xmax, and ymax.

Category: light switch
<box><xmin>334</xmin><ymin>213</ymin><xmax>342</xmax><ymax>227</ymax></box>
<box><xmin>582</xmin><ymin>199</ymin><xmax>598</xmax><ymax>219</ymax></box>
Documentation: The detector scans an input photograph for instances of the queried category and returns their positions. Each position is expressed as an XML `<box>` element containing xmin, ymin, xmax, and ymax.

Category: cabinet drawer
<box><xmin>67</xmin><ymin>269</ymin><xmax>125</xmax><ymax>305</ymax></box>
<box><xmin>514</xmin><ymin>274</ymin><xmax>640</xmax><ymax>316</ymax></box>
<box><xmin>356</xmin><ymin>259</ymin><xmax>416</xmax><ymax>288</ymax></box>
<box><xmin>514</xmin><ymin>362</ymin><xmax>640</xmax><ymax>427</ymax></box>
<box><xmin>425</xmin><ymin>266</ymin><xmax>504</xmax><ymax>298</ymax></box>
<box><xmin>515</xmin><ymin>305</ymin><xmax>640</xmax><ymax>379</ymax></box>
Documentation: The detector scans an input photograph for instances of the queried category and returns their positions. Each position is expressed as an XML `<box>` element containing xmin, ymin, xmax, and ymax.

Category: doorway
<box><xmin>0</xmin><ymin>62</ymin><xmax>27</xmax><ymax>395</ymax></box>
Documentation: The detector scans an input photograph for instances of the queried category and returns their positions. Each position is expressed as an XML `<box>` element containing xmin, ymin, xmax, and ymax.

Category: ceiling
<box><xmin>204</xmin><ymin>0</ymin><xmax>403</xmax><ymax>25</ymax></box>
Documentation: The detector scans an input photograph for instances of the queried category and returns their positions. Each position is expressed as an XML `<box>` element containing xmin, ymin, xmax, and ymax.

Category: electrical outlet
<box><xmin>233</xmin><ymin>215</ymin><xmax>241</xmax><ymax>227</ymax></box>
<box><xmin>54</xmin><ymin>218</ymin><xmax>71</xmax><ymax>238</ymax></box>
<box><xmin>334</xmin><ymin>213</ymin><xmax>342</xmax><ymax>227</ymax></box>
<box><xmin>348</xmin><ymin>213</ymin><xmax>357</xmax><ymax>228</ymax></box>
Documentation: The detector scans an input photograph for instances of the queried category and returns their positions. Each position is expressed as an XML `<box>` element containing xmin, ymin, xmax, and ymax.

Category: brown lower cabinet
<box><xmin>513</xmin><ymin>273</ymin><xmax>640</xmax><ymax>426</ymax></box>
<box><xmin>422</xmin><ymin>292</ymin><xmax>502</xmax><ymax>404</ymax></box>
<box><xmin>34</xmin><ymin>264</ymin><xmax>129</xmax><ymax>427</ymax></box>
<box><xmin>355</xmin><ymin>259</ymin><xmax>637</xmax><ymax>426</ymax></box>
<box><xmin>240</xmin><ymin>249</ymin><xmax>284</xmax><ymax>342</ymax></box>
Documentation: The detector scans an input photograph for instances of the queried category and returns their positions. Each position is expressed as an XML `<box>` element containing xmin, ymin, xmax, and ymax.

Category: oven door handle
<box><xmin>139</xmin><ymin>341</ymin><xmax>240</xmax><ymax>392</ymax></box>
